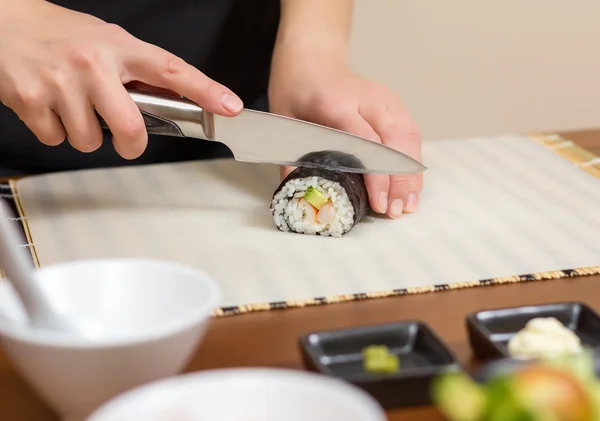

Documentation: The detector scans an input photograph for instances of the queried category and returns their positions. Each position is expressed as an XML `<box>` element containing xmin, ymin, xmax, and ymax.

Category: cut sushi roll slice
<box><xmin>270</xmin><ymin>151</ymin><xmax>370</xmax><ymax>237</ymax></box>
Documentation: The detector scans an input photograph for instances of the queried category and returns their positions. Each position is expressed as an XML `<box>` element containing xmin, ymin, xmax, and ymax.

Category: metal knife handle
<box><xmin>97</xmin><ymin>110</ymin><xmax>185</xmax><ymax>137</ymax></box>
<box><xmin>96</xmin><ymin>88</ymin><xmax>215</xmax><ymax>140</ymax></box>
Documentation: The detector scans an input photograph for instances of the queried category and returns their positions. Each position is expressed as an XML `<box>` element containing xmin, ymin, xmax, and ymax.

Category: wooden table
<box><xmin>1</xmin><ymin>128</ymin><xmax>599</xmax><ymax>421</ymax></box>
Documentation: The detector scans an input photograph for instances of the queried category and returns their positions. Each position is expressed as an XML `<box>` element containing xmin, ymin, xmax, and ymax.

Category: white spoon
<box><xmin>0</xmin><ymin>199</ymin><xmax>86</xmax><ymax>336</ymax></box>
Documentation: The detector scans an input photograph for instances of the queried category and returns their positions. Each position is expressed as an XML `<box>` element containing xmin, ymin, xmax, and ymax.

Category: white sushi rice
<box><xmin>270</xmin><ymin>176</ymin><xmax>355</xmax><ymax>237</ymax></box>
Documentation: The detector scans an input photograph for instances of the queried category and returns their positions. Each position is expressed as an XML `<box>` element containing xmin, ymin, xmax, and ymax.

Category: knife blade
<box><xmin>97</xmin><ymin>89</ymin><xmax>427</xmax><ymax>175</ymax></box>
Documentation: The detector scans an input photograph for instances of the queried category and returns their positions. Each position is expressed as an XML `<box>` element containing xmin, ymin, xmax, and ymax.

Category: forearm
<box><xmin>276</xmin><ymin>0</ymin><xmax>353</xmax><ymax>56</ymax></box>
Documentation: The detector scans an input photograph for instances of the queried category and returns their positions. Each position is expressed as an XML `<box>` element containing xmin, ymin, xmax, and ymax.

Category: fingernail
<box><xmin>378</xmin><ymin>191</ymin><xmax>388</xmax><ymax>213</ymax></box>
<box><xmin>220</xmin><ymin>93</ymin><xmax>243</xmax><ymax>113</ymax></box>
<box><xmin>405</xmin><ymin>193</ymin><xmax>420</xmax><ymax>213</ymax></box>
<box><xmin>389</xmin><ymin>199</ymin><xmax>404</xmax><ymax>219</ymax></box>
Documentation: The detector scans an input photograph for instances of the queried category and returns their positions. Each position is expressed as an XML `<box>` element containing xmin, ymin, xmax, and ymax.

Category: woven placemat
<box><xmin>3</xmin><ymin>132</ymin><xmax>600</xmax><ymax>317</ymax></box>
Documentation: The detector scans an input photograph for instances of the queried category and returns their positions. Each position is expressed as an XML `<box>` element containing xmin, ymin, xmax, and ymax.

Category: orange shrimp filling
<box><xmin>298</xmin><ymin>198</ymin><xmax>335</xmax><ymax>224</ymax></box>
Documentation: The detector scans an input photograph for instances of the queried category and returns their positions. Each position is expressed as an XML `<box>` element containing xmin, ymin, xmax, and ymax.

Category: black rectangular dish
<box><xmin>466</xmin><ymin>301</ymin><xmax>600</xmax><ymax>360</ymax></box>
<box><xmin>298</xmin><ymin>321</ymin><xmax>461</xmax><ymax>409</ymax></box>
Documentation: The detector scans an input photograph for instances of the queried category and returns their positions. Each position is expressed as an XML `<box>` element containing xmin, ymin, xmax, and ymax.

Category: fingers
<box><xmin>0</xmin><ymin>71</ymin><xmax>68</xmax><ymax>147</ymax></box>
<box><xmin>90</xmin><ymin>78</ymin><xmax>147</xmax><ymax>159</ymax></box>
<box><xmin>363</xmin><ymin>173</ymin><xmax>391</xmax><ymax>215</ymax></box>
<box><xmin>280</xmin><ymin>165</ymin><xmax>295</xmax><ymax>180</ymax></box>
<box><xmin>336</xmin><ymin>119</ymin><xmax>390</xmax><ymax>214</ymax></box>
<box><xmin>360</xmin><ymin>104</ymin><xmax>423</xmax><ymax>218</ymax></box>
<box><xmin>388</xmin><ymin>173</ymin><xmax>422</xmax><ymax>216</ymax></box>
<box><xmin>123</xmin><ymin>41</ymin><xmax>244</xmax><ymax>116</ymax></box>
<box><xmin>54</xmin><ymin>89</ymin><xmax>103</xmax><ymax>153</ymax></box>
<box><xmin>21</xmin><ymin>107</ymin><xmax>67</xmax><ymax>147</ymax></box>
<box><xmin>315</xmin><ymin>109</ymin><xmax>390</xmax><ymax>214</ymax></box>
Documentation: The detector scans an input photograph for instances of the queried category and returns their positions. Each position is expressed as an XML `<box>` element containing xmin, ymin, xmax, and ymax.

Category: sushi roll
<box><xmin>270</xmin><ymin>151</ymin><xmax>370</xmax><ymax>237</ymax></box>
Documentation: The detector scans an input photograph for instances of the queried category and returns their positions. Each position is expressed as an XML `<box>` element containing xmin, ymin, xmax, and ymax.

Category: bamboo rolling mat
<box><xmin>3</xmin><ymin>132</ymin><xmax>600</xmax><ymax>317</ymax></box>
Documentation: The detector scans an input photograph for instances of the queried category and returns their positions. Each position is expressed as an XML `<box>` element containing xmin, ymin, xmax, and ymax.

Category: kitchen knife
<box><xmin>97</xmin><ymin>89</ymin><xmax>427</xmax><ymax>175</ymax></box>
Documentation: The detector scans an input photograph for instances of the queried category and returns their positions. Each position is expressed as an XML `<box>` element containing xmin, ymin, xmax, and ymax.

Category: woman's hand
<box><xmin>268</xmin><ymin>47</ymin><xmax>423</xmax><ymax>218</ymax></box>
<box><xmin>0</xmin><ymin>0</ymin><xmax>243</xmax><ymax>160</ymax></box>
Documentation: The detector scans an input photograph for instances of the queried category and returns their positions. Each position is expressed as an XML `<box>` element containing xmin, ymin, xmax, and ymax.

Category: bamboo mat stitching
<box><xmin>0</xmin><ymin>184</ymin><xmax>33</xmax><ymax>280</ymax></box>
<box><xmin>4</xmin><ymin>132</ymin><xmax>600</xmax><ymax>317</ymax></box>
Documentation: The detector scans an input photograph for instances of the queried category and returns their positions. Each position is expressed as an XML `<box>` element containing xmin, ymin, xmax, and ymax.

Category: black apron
<box><xmin>0</xmin><ymin>0</ymin><xmax>280</xmax><ymax>176</ymax></box>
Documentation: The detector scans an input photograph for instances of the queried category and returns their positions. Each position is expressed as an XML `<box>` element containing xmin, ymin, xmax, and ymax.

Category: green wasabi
<box><xmin>362</xmin><ymin>345</ymin><xmax>400</xmax><ymax>374</ymax></box>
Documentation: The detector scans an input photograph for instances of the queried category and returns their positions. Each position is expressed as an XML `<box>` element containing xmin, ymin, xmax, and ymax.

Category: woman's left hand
<box><xmin>268</xmin><ymin>47</ymin><xmax>423</xmax><ymax>219</ymax></box>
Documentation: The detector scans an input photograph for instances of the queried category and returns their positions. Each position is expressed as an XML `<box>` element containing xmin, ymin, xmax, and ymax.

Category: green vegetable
<box><xmin>483</xmin><ymin>376</ymin><xmax>543</xmax><ymax>421</ymax></box>
<box><xmin>544</xmin><ymin>349</ymin><xmax>596</xmax><ymax>385</ymax></box>
<box><xmin>431</xmin><ymin>351</ymin><xmax>599</xmax><ymax>421</ymax></box>
<box><xmin>485</xmin><ymin>401</ymin><xmax>544</xmax><ymax>421</ymax></box>
<box><xmin>431</xmin><ymin>371</ymin><xmax>487</xmax><ymax>421</ymax></box>
<box><xmin>303</xmin><ymin>187</ymin><xmax>328</xmax><ymax>209</ymax></box>
<box><xmin>362</xmin><ymin>345</ymin><xmax>399</xmax><ymax>374</ymax></box>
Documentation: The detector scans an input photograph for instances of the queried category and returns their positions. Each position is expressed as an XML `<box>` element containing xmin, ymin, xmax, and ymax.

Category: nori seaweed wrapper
<box><xmin>272</xmin><ymin>151</ymin><xmax>370</xmax><ymax>230</ymax></box>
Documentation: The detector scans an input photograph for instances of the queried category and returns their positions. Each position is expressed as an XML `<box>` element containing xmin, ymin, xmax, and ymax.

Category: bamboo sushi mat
<box><xmin>2</xmin><ymin>132</ymin><xmax>600</xmax><ymax>317</ymax></box>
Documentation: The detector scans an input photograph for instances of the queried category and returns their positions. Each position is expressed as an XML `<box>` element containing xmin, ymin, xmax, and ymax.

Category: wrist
<box><xmin>274</xmin><ymin>34</ymin><xmax>348</xmax><ymax>64</ymax></box>
<box><xmin>275</xmin><ymin>0</ymin><xmax>353</xmax><ymax>68</ymax></box>
<box><xmin>274</xmin><ymin>11</ymin><xmax>350</xmax><ymax>53</ymax></box>
<box><xmin>3</xmin><ymin>0</ymin><xmax>41</xmax><ymax>11</ymax></box>
<box><xmin>2</xmin><ymin>0</ymin><xmax>52</xmax><ymax>25</ymax></box>
<box><xmin>272</xmin><ymin>33</ymin><xmax>349</xmax><ymax>77</ymax></box>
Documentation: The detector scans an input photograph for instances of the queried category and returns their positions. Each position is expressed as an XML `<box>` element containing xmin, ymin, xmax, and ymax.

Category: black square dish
<box><xmin>298</xmin><ymin>321</ymin><xmax>461</xmax><ymax>409</ymax></box>
<box><xmin>466</xmin><ymin>301</ymin><xmax>600</xmax><ymax>360</ymax></box>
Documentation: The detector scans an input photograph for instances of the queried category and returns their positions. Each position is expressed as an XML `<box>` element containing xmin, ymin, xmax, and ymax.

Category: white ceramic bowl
<box><xmin>86</xmin><ymin>367</ymin><xmax>387</xmax><ymax>421</ymax></box>
<box><xmin>0</xmin><ymin>258</ymin><xmax>220</xmax><ymax>421</ymax></box>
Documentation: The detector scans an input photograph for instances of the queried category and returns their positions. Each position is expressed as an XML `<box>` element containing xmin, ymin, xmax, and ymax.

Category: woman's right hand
<box><xmin>0</xmin><ymin>0</ymin><xmax>243</xmax><ymax>159</ymax></box>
